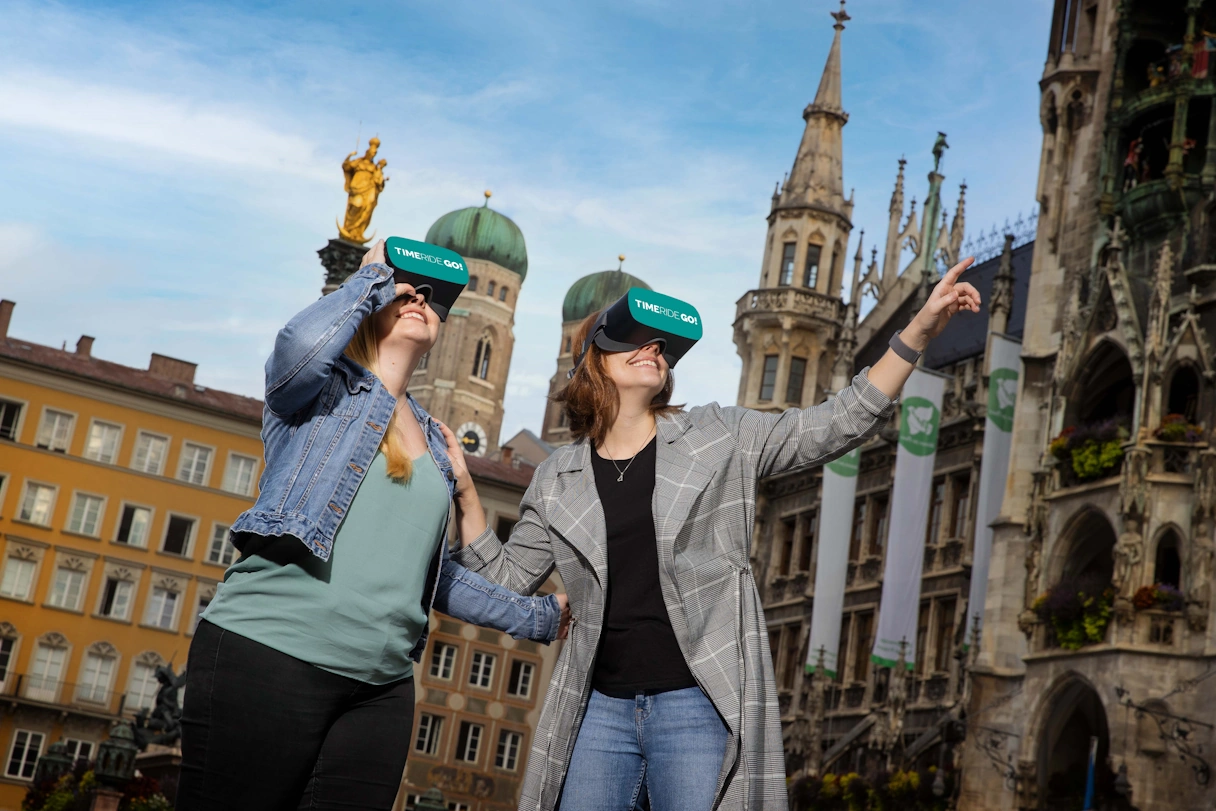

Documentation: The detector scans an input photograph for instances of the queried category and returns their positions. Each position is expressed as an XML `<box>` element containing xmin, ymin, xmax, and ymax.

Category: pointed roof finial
<box><xmin>483</xmin><ymin>189</ymin><xmax>492</xmax><ymax>207</ymax></box>
<box><xmin>808</xmin><ymin>0</ymin><xmax>848</xmax><ymax>118</ymax></box>
<box><xmin>831</xmin><ymin>0</ymin><xmax>850</xmax><ymax>31</ymax></box>
<box><xmin>617</xmin><ymin>254</ymin><xmax>626</xmax><ymax>270</ymax></box>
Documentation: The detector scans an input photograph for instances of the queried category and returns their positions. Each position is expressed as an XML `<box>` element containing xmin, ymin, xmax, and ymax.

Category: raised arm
<box><xmin>264</xmin><ymin>246</ymin><xmax>397</xmax><ymax>417</ymax></box>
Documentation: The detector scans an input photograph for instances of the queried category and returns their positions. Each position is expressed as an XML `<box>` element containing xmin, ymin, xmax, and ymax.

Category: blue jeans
<box><xmin>559</xmin><ymin>687</ymin><xmax>729</xmax><ymax>811</ymax></box>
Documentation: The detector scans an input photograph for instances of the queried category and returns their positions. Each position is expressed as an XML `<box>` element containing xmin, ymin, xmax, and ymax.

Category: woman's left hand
<box><xmin>905</xmin><ymin>257</ymin><xmax>983</xmax><ymax>349</ymax></box>
<box><xmin>437</xmin><ymin>421</ymin><xmax>474</xmax><ymax>501</ymax></box>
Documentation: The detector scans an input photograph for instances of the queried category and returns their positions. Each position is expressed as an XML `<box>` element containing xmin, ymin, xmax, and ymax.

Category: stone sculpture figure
<box><xmin>133</xmin><ymin>664</ymin><xmax>188</xmax><ymax>749</ymax></box>
<box><xmin>1113</xmin><ymin>517</ymin><xmax>1143</xmax><ymax>602</ymax></box>
<box><xmin>338</xmin><ymin>138</ymin><xmax>388</xmax><ymax>244</ymax></box>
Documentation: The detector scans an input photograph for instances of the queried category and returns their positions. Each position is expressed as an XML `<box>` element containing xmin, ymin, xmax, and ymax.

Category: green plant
<box><xmin>1035</xmin><ymin>575</ymin><xmax>1114</xmax><ymax>650</ymax></box>
<box><xmin>1154</xmin><ymin>413</ymin><xmax>1204</xmax><ymax>442</ymax></box>
<box><xmin>1050</xmin><ymin>420</ymin><xmax>1128</xmax><ymax>482</ymax></box>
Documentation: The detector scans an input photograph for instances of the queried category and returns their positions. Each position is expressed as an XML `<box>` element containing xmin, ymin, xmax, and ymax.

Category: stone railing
<box><xmin>1145</xmin><ymin>439</ymin><xmax>1209</xmax><ymax>477</ymax></box>
<box><xmin>735</xmin><ymin>287</ymin><xmax>843</xmax><ymax>324</ymax></box>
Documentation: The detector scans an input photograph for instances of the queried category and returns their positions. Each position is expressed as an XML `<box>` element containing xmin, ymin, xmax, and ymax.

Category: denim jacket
<box><xmin>229</xmin><ymin>262</ymin><xmax>560</xmax><ymax>658</ymax></box>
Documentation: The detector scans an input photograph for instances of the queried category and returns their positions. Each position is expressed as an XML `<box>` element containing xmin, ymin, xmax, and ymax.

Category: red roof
<box><xmin>467</xmin><ymin>454</ymin><xmax>536</xmax><ymax>489</ymax></box>
<box><xmin>0</xmin><ymin>337</ymin><xmax>264</xmax><ymax>423</ymax></box>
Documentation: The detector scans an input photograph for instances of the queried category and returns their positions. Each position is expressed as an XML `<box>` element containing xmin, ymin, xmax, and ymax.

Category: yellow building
<box><xmin>0</xmin><ymin>300</ymin><xmax>263</xmax><ymax>810</ymax></box>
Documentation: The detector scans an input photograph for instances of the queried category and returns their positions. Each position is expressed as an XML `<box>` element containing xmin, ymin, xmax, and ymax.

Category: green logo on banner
<box><xmin>826</xmin><ymin>448</ymin><xmax>860</xmax><ymax>477</ymax></box>
<box><xmin>899</xmin><ymin>397</ymin><xmax>940</xmax><ymax>457</ymax></box>
<box><xmin>987</xmin><ymin>368</ymin><xmax>1018</xmax><ymax>433</ymax></box>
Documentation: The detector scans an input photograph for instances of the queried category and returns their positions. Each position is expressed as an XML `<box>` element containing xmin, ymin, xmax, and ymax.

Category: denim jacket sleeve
<box><xmin>264</xmin><ymin>263</ymin><xmax>398</xmax><ymax>417</ymax></box>
<box><xmin>432</xmin><ymin>557</ymin><xmax>561</xmax><ymax>642</ymax></box>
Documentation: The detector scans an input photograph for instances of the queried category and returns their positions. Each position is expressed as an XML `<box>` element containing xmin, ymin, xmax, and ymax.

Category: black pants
<box><xmin>178</xmin><ymin>620</ymin><xmax>415</xmax><ymax>811</ymax></box>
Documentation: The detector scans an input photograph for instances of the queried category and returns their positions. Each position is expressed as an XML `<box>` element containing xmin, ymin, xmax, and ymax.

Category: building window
<box><xmin>781</xmin><ymin>625</ymin><xmax>801</xmax><ymax>690</ymax></box>
<box><xmin>786</xmin><ymin>357</ymin><xmax>807</xmax><ymax>405</ymax></box>
<box><xmin>222</xmin><ymin>454</ymin><xmax>258</xmax><ymax>496</ymax></box>
<box><xmin>496</xmin><ymin>730</ymin><xmax>523</xmax><ymax>771</ymax></box>
<box><xmin>848</xmin><ymin>500</ymin><xmax>866</xmax><ymax>562</ymax></box>
<box><xmin>83</xmin><ymin>421</ymin><xmax>123</xmax><ymax>464</ymax></box>
<box><xmin>803</xmin><ymin>245</ymin><xmax>822</xmax><ymax>288</ymax></box>
<box><xmin>126</xmin><ymin>662</ymin><xmax>160</xmax><ymax>712</ymax></box>
<box><xmin>449</xmin><ymin>803</ymin><xmax>471</xmax><ymax>811</ymax></box>
<box><xmin>758</xmin><ymin>355</ymin><xmax>779</xmax><ymax>401</ymax></box>
<box><xmin>5</xmin><ymin>730</ymin><xmax>44</xmax><ymax>779</ymax></box>
<box><xmin>486</xmin><ymin>281</ymin><xmax>496</xmax><ymax>297</ymax></box>
<box><xmin>415</xmin><ymin>713</ymin><xmax>443</xmax><ymax>755</ymax></box>
<box><xmin>473</xmin><ymin>338</ymin><xmax>492</xmax><ymax>380</ymax></box>
<box><xmin>835</xmin><ymin>614</ymin><xmax>851</xmax><ymax>683</ymax></box>
<box><xmin>925</xmin><ymin>478</ymin><xmax>946</xmax><ymax>546</ymax></box>
<box><xmin>778</xmin><ymin>517</ymin><xmax>796</xmax><ymax>576</ymax></box>
<box><xmin>798</xmin><ymin>510</ymin><xmax>818</xmax><ymax>573</ymax></box>
<box><xmin>162</xmin><ymin>515</ymin><xmax>196</xmax><ymax>556</ymax></box>
<box><xmin>507</xmin><ymin>660</ymin><xmax>535</xmax><ymax>699</ymax></box>
<box><xmin>455</xmin><ymin>721</ymin><xmax>483</xmax><ymax>763</ymax></box>
<box><xmin>564</xmin><ymin>336</ymin><xmax>572</xmax><ymax>354</ymax></box>
<box><xmin>915</xmin><ymin>601</ymin><xmax>931</xmax><ymax>675</ymax></box>
<box><xmin>0</xmin><ymin>637</ymin><xmax>14</xmax><ymax>690</ymax></box>
<box><xmin>468</xmin><ymin>651</ymin><xmax>495</xmax><ymax>689</ymax></box>
<box><xmin>1</xmin><ymin>557</ymin><xmax>37</xmax><ymax>600</ymax></box>
<box><xmin>206</xmin><ymin>524</ymin><xmax>236</xmax><ymax>566</ymax></box>
<box><xmin>131</xmin><ymin>433</ymin><xmax>169</xmax><ymax>475</ymax></box>
<box><xmin>27</xmin><ymin>642</ymin><xmax>67</xmax><ymax>702</ymax></box>
<box><xmin>430</xmin><ymin>643</ymin><xmax>457</xmax><ymax>680</ymax></box>
<box><xmin>115</xmin><ymin>505</ymin><xmax>152</xmax><ymax>547</ymax></box>
<box><xmin>77</xmin><ymin>651</ymin><xmax>116</xmax><ymax>704</ymax></box>
<box><xmin>178</xmin><ymin>442</ymin><xmax>213</xmax><ymax>486</ymax></box>
<box><xmin>35</xmin><ymin>409</ymin><xmax>74</xmax><ymax>453</ymax></box>
<box><xmin>851</xmin><ymin>611</ymin><xmax>873</xmax><ymax>684</ymax></box>
<box><xmin>18</xmin><ymin>482</ymin><xmax>56</xmax><ymax>525</ymax></box>
<box><xmin>144</xmin><ymin>587</ymin><xmax>179</xmax><ymax>630</ymax></box>
<box><xmin>47</xmin><ymin>567</ymin><xmax>87</xmax><ymax>611</ymax></box>
<box><xmin>468</xmin><ymin>276</ymin><xmax>479</xmax><ymax>292</ymax></box>
<box><xmin>63</xmin><ymin>739</ymin><xmax>93</xmax><ymax>764</ymax></box>
<box><xmin>1155</xmin><ymin>531</ymin><xmax>1182</xmax><ymax>589</ymax></box>
<box><xmin>67</xmin><ymin>493</ymin><xmax>105</xmax><ymax>536</ymax></box>
<box><xmin>0</xmin><ymin>399</ymin><xmax>23</xmax><ymax>441</ymax></box>
<box><xmin>499</xmin><ymin>286</ymin><xmax>509</xmax><ymax>302</ymax></box>
<box><xmin>779</xmin><ymin>243</ymin><xmax>796</xmax><ymax>286</ymax></box>
<box><xmin>869</xmin><ymin>494</ymin><xmax>889</xmax><ymax>555</ymax></box>
<box><xmin>948</xmin><ymin>473</ymin><xmax>971</xmax><ymax>540</ymax></box>
<box><xmin>98</xmin><ymin>578</ymin><xmax>134</xmax><ymax>620</ymax></box>
<box><xmin>933</xmin><ymin>598</ymin><xmax>957</xmax><ymax>673</ymax></box>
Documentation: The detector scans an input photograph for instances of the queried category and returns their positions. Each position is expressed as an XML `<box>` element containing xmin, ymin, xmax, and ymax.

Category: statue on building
<box><xmin>133</xmin><ymin>664</ymin><xmax>188</xmax><ymax>749</ymax></box>
<box><xmin>337</xmin><ymin>138</ymin><xmax>388</xmax><ymax>244</ymax></box>
<box><xmin>1112</xmin><ymin>518</ymin><xmax>1143</xmax><ymax>623</ymax></box>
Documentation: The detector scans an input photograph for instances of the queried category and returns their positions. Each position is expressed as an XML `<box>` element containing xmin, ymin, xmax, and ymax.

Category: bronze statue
<box><xmin>338</xmin><ymin>138</ymin><xmax>388</xmax><ymax>244</ymax></box>
<box><xmin>133</xmin><ymin>664</ymin><xmax>188</xmax><ymax>749</ymax></box>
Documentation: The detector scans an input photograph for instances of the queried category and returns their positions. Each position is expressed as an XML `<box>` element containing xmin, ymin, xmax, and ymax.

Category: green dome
<box><xmin>425</xmin><ymin>202</ymin><xmax>528</xmax><ymax>280</ymax></box>
<box><xmin>562</xmin><ymin>269</ymin><xmax>651</xmax><ymax>323</ymax></box>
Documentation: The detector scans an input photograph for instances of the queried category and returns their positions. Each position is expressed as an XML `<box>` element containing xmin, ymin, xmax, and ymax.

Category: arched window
<box><xmin>417</xmin><ymin>352</ymin><xmax>429</xmax><ymax>371</ymax></box>
<box><xmin>803</xmin><ymin>245</ymin><xmax>821</xmax><ymax>289</ymax></box>
<box><xmin>468</xmin><ymin>276</ymin><xmax>479</xmax><ymax>293</ymax></box>
<box><xmin>1154</xmin><ymin>531</ymin><xmax>1182</xmax><ymax>589</ymax></box>
<box><xmin>0</xmin><ymin>622</ymin><xmax>19</xmax><ymax>693</ymax></box>
<box><xmin>499</xmin><ymin>286</ymin><xmax>509</xmax><ymax>302</ymax></box>
<box><xmin>1167</xmin><ymin>366</ymin><xmax>1200</xmax><ymax>423</ymax></box>
<box><xmin>1072</xmin><ymin>343</ymin><xmax>1135</xmax><ymax>425</ymax></box>
<box><xmin>563</xmin><ymin>336</ymin><xmax>572</xmax><ymax>354</ymax></box>
<box><xmin>77</xmin><ymin>641</ymin><xmax>118</xmax><ymax>704</ymax></box>
<box><xmin>472</xmin><ymin>337</ymin><xmax>492</xmax><ymax>380</ymax></box>
<box><xmin>487</xmin><ymin>281</ymin><xmax>497</xmax><ymax>297</ymax></box>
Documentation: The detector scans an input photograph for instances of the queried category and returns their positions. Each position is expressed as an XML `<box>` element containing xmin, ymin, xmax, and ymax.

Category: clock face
<box><xmin>456</xmin><ymin>421</ymin><xmax>488</xmax><ymax>457</ymax></box>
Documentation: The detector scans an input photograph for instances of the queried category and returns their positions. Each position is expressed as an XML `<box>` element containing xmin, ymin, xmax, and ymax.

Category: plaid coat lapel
<box><xmin>548</xmin><ymin>441</ymin><xmax>608</xmax><ymax>587</ymax></box>
<box><xmin>654</xmin><ymin>413</ymin><xmax>716</xmax><ymax>553</ymax></box>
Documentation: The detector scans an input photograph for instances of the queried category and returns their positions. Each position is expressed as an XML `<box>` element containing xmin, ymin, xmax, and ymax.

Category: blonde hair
<box><xmin>344</xmin><ymin>317</ymin><xmax>412</xmax><ymax>482</ymax></box>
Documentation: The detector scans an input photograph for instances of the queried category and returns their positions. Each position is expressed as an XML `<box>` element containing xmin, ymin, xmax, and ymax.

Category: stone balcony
<box><xmin>734</xmin><ymin>287</ymin><xmax>843</xmax><ymax>327</ymax></box>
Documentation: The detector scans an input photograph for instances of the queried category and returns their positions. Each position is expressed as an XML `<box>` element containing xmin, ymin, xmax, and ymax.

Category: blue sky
<box><xmin>0</xmin><ymin>0</ymin><xmax>1052</xmax><ymax>440</ymax></box>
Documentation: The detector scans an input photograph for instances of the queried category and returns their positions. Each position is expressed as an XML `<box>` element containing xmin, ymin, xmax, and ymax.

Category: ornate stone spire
<box><xmin>778</xmin><ymin>0</ymin><xmax>853</xmax><ymax>222</ymax></box>
<box><xmin>882</xmin><ymin>158</ymin><xmax>906</xmax><ymax>286</ymax></box>
<box><xmin>950</xmin><ymin>182</ymin><xmax>967</xmax><ymax>260</ymax></box>
<box><xmin>832</xmin><ymin>230</ymin><xmax>864</xmax><ymax>391</ymax></box>
<box><xmin>989</xmin><ymin>234</ymin><xmax>1016</xmax><ymax>337</ymax></box>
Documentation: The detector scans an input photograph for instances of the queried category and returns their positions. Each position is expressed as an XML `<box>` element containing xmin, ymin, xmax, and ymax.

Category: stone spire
<box><xmin>950</xmin><ymin>182</ymin><xmax>967</xmax><ymax>261</ymax></box>
<box><xmin>778</xmin><ymin>0</ymin><xmax>853</xmax><ymax>223</ymax></box>
<box><xmin>832</xmin><ymin>230</ymin><xmax>864</xmax><ymax>392</ymax></box>
<box><xmin>882</xmin><ymin>158</ymin><xmax>906</xmax><ymax>286</ymax></box>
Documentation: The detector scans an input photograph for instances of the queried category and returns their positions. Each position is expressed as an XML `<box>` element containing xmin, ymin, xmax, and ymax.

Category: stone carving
<box><xmin>1187</xmin><ymin>449</ymin><xmax>1216</xmax><ymax>630</ymax></box>
<box><xmin>1120</xmin><ymin>446</ymin><xmax>1150</xmax><ymax>523</ymax></box>
<box><xmin>133</xmin><ymin>664</ymin><xmax>187</xmax><ymax>750</ymax></box>
<box><xmin>1113</xmin><ymin>517</ymin><xmax>1144</xmax><ymax>600</ymax></box>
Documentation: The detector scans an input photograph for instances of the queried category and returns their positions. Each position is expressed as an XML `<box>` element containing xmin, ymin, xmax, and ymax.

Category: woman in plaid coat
<box><xmin>449</xmin><ymin>262</ymin><xmax>980</xmax><ymax>810</ymax></box>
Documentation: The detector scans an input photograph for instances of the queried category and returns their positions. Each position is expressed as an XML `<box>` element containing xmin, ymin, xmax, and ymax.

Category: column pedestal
<box><xmin>319</xmin><ymin>238</ymin><xmax>368</xmax><ymax>295</ymax></box>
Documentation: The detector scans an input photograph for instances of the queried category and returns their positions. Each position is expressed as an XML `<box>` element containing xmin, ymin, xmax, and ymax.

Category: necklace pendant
<box><xmin>617</xmin><ymin>472</ymin><xmax>625</xmax><ymax>482</ymax></box>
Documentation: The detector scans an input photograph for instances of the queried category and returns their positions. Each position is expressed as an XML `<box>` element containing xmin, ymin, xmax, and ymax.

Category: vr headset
<box><xmin>383</xmin><ymin>236</ymin><xmax>470</xmax><ymax>321</ymax></box>
<box><xmin>569</xmin><ymin>287</ymin><xmax>703</xmax><ymax>378</ymax></box>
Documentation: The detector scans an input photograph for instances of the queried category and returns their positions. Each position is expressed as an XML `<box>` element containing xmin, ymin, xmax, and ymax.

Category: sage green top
<box><xmin>202</xmin><ymin>452</ymin><xmax>448</xmax><ymax>684</ymax></box>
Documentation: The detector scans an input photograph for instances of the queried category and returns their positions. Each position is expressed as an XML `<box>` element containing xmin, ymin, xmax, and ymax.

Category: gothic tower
<box><xmin>408</xmin><ymin>191</ymin><xmax>525</xmax><ymax>457</ymax></box>
<box><xmin>733</xmin><ymin>1</ymin><xmax>855</xmax><ymax>411</ymax></box>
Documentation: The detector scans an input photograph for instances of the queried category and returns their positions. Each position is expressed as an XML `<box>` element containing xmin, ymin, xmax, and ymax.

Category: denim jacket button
<box><xmin>447</xmin><ymin>469</ymin><xmax>455</xmax><ymax>480</ymax></box>
<box><xmin>367</xmin><ymin>421</ymin><xmax>382</xmax><ymax>432</ymax></box>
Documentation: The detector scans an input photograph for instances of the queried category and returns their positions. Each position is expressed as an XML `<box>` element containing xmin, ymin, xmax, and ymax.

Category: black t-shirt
<box><xmin>589</xmin><ymin>436</ymin><xmax>698</xmax><ymax>696</ymax></box>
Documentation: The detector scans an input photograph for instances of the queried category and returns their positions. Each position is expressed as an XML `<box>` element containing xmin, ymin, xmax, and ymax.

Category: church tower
<box><xmin>733</xmin><ymin>1</ymin><xmax>854</xmax><ymax>411</ymax></box>
<box><xmin>408</xmin><ymin>191</ymin><xmax>525</xmax><ymax>457</ymax></box>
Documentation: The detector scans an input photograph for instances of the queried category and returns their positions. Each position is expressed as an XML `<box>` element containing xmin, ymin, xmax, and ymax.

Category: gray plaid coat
<box><xmin>454</xmin><ymin>371</ymin><xmax>894</xmax><ymax>810</ymax></box>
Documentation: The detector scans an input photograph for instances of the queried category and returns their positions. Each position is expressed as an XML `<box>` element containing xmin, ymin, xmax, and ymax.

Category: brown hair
<box><xmin>553</xmin><ymin>312</ymin><xmax>682</xmax><ymax>446</ymax></box>
<box><xmin>344</xmin><ymin>317</ymin><xmax>412</xmax><ymax>482</ymax></box>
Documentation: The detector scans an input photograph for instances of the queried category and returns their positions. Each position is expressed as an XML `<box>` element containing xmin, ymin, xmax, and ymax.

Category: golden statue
<box><xmin>337</xmin><ymin>138</ymin><xmax>388</xmax><ymax>244</ymax></box>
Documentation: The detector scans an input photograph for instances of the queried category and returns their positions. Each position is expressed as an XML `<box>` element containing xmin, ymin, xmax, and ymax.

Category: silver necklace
<box><xmin>604</xmin><ymin>428</ymin><xmax>655</xmax><ymax>482</ymax></box>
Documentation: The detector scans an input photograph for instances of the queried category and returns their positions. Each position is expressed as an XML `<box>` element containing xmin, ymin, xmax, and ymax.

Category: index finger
<box><xmin>941</xmin><ymin>256</ymin><xmax>975</xmax><ymax>286</ymax></box>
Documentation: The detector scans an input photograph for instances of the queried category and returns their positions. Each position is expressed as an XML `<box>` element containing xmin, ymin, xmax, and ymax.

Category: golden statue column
<box><xmin>337</xmin><ymin>138</ymin><xmax>388</xmax><ymax>244</ymax></box>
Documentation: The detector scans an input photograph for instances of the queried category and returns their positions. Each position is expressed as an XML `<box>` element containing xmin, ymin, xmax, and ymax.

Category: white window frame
<box><xmin>82</xmin><ymin>419</ymin><xmax>125</xmax><ymax>464</ymax></box>
<box><xmin>35</xmin><ymin>406</ymin><xmax>76</xmax><ymax>453</ymax></box>
<box><xmin>0</xmin><ymin>472</ymin><xmax>9</xmax><ymax>518</ymax></box>
<box><xmin>46</xmin><ymin>566</ymin><xmax>88</xmax><ymax>612</ymax></box>
<box><xmin>130</xmin><ymin>431</ymin><xmax>170</xmax><ymax>476</ymax></box>
<box><xmin>0</xmin><ymin>397</ymin><xmax>28</xmax><ymax>443</ymax></box>
<box><xmin>455</xmin><ymin>721</ymin><xmax>483</xmax><ymax>763</ymax></box>
<box><xmin>5</xmin><ymin>729</ymin><xmax>44</xmax><ymax>780</ymax></box>
<box><xmin>96</xmin><ymin>576</ymin><xmax>136</xmax><ymax>621</ymax></box>
<box><xmin>112</xmin><ymin>502</ymin><xmax>154</xmax><ymax>548</ymax></box>
<box><xmin>177</xmin><ymin>441</ymin><xmax>215</xmax><ymax>487</ymax></box>
<box><xmin>468</xmin><ymin>650</ymin><xmax>495</xmax><ymax>690</ymax></box>
<box><xmin>205</xmin><ymin>522</ymin><xmax>236</xmax><ymax>567</ymax></box>
<box><xmin>221</xmin><ymin>452</ymin><xmax>259</xmax><ymax>497</ymax></box>
<box><xmin>160</xmin><ymin>512</ymin><xmax>198</xmax><ymax>557</ymax></box>
<box><xmin>62</xmin><ymin>738</ymin><xmax>93</xmax><ymax>763</ymax></box>
<box><xmin>26</xmin><ymin>641</ymin><xmax>67</xmax><ymax>702</ymax></box>
<box><xmin>17</xmin><ymin>480</ymin><xmax>58</xmax><ymax>526</ymax></box>
<box><xmin>76</xmin><ymin>650</ymin><xmax>117</xmax><ymax>704</ymax></box>
<box><xmin>414</xmin><ymin>712</ymin><xmax>444</xmax><ymax>755</ymax></box>
<box><xmin>429</xmin><ymin>643</ymin><xmax>457</xmax><ymax>681</ymax></box>
<box><xmin>495</xmin><ymin>729</ymin><xmax>523</xmax><ymax>771</ymax></box>
<box><xmin>0</xmin><ymin>635</ymin><xmax>19</xmax><ymax>693</ymax></box>
<box><xmin>125</xmin><ymin>660</ymin><xmax>161</xmax><ymax>713</ymax></box>
<box><xmin>144</xmin><ymin>586</ymin><xmax>181</xmax><ymax>631</ymax></box>
<box><xmin>66</xmin><ymin>491</ymin><xmax>107</xmax><ymax>537</ymax></box>
<box><xmin>507</xmin><ymin>659</ymin><xmax>535</xmax><ymax>699</ymax></box>
<box><xmin>0</xmin><ymin>556</ymin><xmax>38</xmax><ymax>601</ymax></box>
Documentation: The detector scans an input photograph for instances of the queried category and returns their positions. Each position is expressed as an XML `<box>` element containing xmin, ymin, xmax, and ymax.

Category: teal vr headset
<box><xmin>569</xmin><ymin>288</ymin><xmax>703</xmax><ymax>379</ymax></box>
<box><xmin>383</xmin><ymin>236</ymin><xmax>470</xmax><ymax>321</ymax></box>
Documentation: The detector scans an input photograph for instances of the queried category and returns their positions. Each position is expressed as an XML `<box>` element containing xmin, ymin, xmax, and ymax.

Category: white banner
<box><xmin>806</xmin><ymin>447</ymin><xmax>861</xmax><ymax>678</ymax></box>
<box><xmin>965</xmin><ymin>334</ymin><xmax>1021</xmax><ymax>647</ymax></box>
<box><xmin>872</xmin><ymin>368</ymin><xmax>947</xmax><ymax>670</ymax></box>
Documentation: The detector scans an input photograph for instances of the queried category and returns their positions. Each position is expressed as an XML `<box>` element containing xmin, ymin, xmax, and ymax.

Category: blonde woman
<box><xmin>177</xmin><ymin>240</ymin><xmax>568</xmax><ymax>811</ymax></box>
